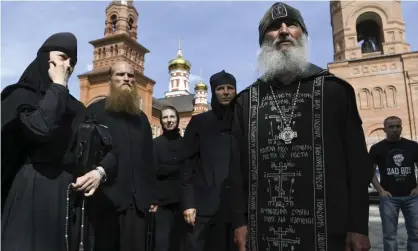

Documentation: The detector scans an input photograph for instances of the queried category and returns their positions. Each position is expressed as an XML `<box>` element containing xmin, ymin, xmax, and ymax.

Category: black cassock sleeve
<box><xmin>180</xmin><ymin>116</ymin><xmax>200</xmax><ymax>211</ymax></box>
<box><xmin>228</xmin><ymin>94</ymin><xmax>249</xmax><ymax>229</ymax></box>
<box><xmin>98</xmin><ymin>150</ymin><xmax>117</xmax><ymax>182</ymax></box>
<box><xmin>2</xmin><ymin>83</ymin><xmax>69</xmax><ymax>142</ymax></box>
<box><xmin>141</xmin><ymin>113</ymin><xmax>159</xmax><ymax>205</ymax></box>
<box><xmin>342</xmin><ymin>84</ymin><xmax>374</xmax><ymax>236</ymax></box>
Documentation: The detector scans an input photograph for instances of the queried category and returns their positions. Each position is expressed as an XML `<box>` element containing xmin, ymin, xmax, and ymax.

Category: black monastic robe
<box><xmin>181</xmin><ymin>111</ymin><xmax>232</xmax><ymax>218</ymax></box>
<box><xmin>84</xmin><ymin>99</ymin><xmax>157</xmax><ymax>212</ymax></box>
<box><xmin>1</xmin><ymin>83</ymin><xmax>86</xmax><ymax>251</ymax></box>
<box><xmin>228</xmin><ymin>64</ymin><xmax>374</xmax><ymax>251</ymax></box>
<box><xmin>153</xmin><ymin>129</ymin><xmax>184</xmax><ymax>251</ymax></box>
<box><xmin>153</xmin><ymin>130</ymin><xmax>183</xmax><ymax>206</ymax></box>
<box><xmin>180</xmin><ymin>108</ymin><xmax>236</xmax><ymax>251</ymax></box>
<box><xmin>83</xmin><ymin>99</ymin><xmax>158</xmax><ymax>251</ymax></box>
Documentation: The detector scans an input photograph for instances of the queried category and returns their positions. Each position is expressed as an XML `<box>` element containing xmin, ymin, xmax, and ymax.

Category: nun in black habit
<box><xmin>153</xmin><ymin>106</ymin><xmax>184</xmax><ymax>251</ymax></box>
<box><xmin>180</xmin><ymin>70</ymin><xmax>237</xmax><ymax>251</ymax></box>
<box><xmin>1</xmin><ymin>32</ymin><xmax>89</xmax><ymax>251</ymax></box>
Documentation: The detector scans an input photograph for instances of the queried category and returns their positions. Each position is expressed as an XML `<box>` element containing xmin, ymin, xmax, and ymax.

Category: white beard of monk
<box><xmin>257</xmin><ymin>33</ymin><xmax>309</xmax><ymax>84</ymax></box>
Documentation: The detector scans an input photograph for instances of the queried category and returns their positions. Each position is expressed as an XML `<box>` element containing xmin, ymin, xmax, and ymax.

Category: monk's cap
<box><xmin>258</xmin><ymin>2</ymin><xmax>308</xmax><ymax>46</ymax></box>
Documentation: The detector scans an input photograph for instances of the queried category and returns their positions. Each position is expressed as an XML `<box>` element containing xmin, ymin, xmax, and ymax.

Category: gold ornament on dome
<box><xmin>195</xmin><ymin>78</ymin><xmax>207</xmax><ymax>91</ymax></box>
<box><xmin>168</xmin><ymin>37</ymin><xmax>191</xmax><ymax>71</ymax></box>
<box><xmin>194</xmin><ymin>69</ymin><xmax>207</xmax><ymax>90</ymax></box>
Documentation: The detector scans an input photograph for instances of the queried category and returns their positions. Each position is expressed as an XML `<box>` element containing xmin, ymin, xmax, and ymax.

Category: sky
<box><xmin>1</xmin><ymin>1</ymin><xmax>418</xmax><ymax>100</ymax></box>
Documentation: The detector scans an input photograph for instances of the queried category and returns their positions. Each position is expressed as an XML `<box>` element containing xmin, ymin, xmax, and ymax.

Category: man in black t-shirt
<box><xmin>369</xmin><ymin>116</ymin><xmax>418</xmax><ymax>251</ymax></box>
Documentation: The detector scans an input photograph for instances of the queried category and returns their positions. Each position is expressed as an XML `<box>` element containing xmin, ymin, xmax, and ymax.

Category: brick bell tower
<box><xmin>328</xmin><ymin>0</ymin><xmax>418</xmax><ymax>147</ymax></box>
<box><xmin>78</xmin><ymin>0</ymin><xmax>156</xmax><ymax>118</ymax></box>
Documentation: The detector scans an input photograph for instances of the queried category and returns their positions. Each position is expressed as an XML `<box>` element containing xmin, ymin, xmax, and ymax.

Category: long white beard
<box><xmin>257</xmin><ymin>34</ymin><xmax>310</xmax><ymax>84</ymax></box>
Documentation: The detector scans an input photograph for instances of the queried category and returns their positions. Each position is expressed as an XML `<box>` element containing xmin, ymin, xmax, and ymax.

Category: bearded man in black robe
<box><xmin>84</xmin><ymin>61</ymin><xmax>158</xmax><ymax>251</ymax></box>
<box><xmin>229</xmin><ymin>3</ymin><xmax>373</xmax><ymax>251</ymax></box>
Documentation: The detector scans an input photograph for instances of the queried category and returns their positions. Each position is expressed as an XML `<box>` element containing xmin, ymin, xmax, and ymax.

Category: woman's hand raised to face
<box><xmin>48</xmin><ymin>51</ymin><xmax>73</xmax><ymax>87</ymax></box>
<box><xmin>48</xmin><ymin>60</ymin><xmax>70</xmax><ymax>87</ymax></box>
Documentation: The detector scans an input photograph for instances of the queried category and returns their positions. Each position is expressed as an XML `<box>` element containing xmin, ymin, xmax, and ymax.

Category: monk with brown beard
<box><xmin>84</xmin><ymin>61</ymin><xmax>158</xmax><ymax>251</ymax></box>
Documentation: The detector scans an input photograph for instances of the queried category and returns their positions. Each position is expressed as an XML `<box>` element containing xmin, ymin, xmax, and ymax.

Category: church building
<box><xmin>77</xmin><ymin>0</ymin><xmax>209</xmax><ymax>138</ymax></box>
<box><xmin>328</xmin><ymin>0</ymin><xmax>418</xmax><ymax>148</ymax></box>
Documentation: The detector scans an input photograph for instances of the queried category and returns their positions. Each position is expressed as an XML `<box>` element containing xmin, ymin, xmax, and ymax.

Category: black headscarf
<box><xmin>209</xmin><ymin>70</ymin><xmax>237</xmax><ymax>132</ymax></box>
<box><xmin>2</xmin><ymin>32</ymin><xmax>78</xmax><ymax>99</ymax></box>
<box><xmin>209</xmin><ymin>70</ymin><xmax>237</xmax><ymax>119</ymax></box>
<box><xmin>160</xmin><ymin>105</ymin><xmax>181</xmax><ymax>139</ymax></box>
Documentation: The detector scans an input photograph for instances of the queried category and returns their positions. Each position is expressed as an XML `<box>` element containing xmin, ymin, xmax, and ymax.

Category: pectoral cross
<box><xmin>268</xmin><ymin>115</ymin><xmax>297</xmax><ymax>144</ymax></box>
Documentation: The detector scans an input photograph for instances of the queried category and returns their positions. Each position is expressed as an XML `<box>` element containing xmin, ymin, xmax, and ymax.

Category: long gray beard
<box><xmin>257</xmin><ymin>34</ymin><xmax>309</xmax><ymax>84</ymax></box>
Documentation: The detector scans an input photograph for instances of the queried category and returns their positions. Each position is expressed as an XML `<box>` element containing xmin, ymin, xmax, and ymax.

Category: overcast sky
<box><xmin>1</xmin><ymin>1</ymin><xmax>418</xmax><ymax>99</ymax></box>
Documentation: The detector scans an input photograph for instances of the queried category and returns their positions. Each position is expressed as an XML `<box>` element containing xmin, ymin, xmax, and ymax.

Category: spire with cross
<box><xmin>177</xmin><ymin>36</ymin><xmax>184</xmax><ymax>57</ymax></box>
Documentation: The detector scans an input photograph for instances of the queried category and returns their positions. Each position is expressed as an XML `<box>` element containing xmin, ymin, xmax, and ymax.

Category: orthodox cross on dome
<box><xmin>199</xmin><ymin>68</ymin><xmax>203</xmax><ymax>81</ymax></box>
<box><xmin>177</xmin><ymin>36</ymin><xmax>184</xmax><ymax>57</ymax></box>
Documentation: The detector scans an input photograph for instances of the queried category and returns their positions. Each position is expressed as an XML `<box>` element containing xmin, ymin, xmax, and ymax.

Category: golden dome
<box><xmin>168</xmin><ymin>49</ymin><xmax>191</xmax><ymax>71</ymax></box>
<box><xmin>195</xmin><ymin>79</ymin><xmax>208</xmax><ymax>91</ymax></box>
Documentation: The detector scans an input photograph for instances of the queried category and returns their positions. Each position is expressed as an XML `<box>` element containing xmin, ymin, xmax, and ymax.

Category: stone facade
<box><xmin>328</xmin><ymin>0</ymin><xmax>418</xmax><ymax>148</ymax></box>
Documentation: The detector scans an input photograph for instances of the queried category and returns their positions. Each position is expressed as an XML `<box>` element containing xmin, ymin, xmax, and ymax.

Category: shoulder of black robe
<box><xmin>1</xmin><ymin>84</ymin><xmax>39</xmax><ymax>129</ymax></box>
<box><xmin>322</xmin><ymin>73</ymin><xmax>362</xmax><ymax>124</ymax></box>
<box><xmin>177</xmin><ymin>113</ymin><xmax>203</xmax><ymax>162</ymax></box>
<box><xmin>1</xmin><ymin>84</ymin><xmax>44</xmax><ymax>207</ymax></box>
<box><xmin>85</xmin><ymin>98</ymin><xmax>106</xmax><ymax>113</ymax></box>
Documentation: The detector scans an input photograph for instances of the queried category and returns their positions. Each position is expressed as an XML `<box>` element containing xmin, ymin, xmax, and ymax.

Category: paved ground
<box><xmin>369</xmin><ymin>204</ymin><xmax>408</xmax><ymax>251</ymax></box>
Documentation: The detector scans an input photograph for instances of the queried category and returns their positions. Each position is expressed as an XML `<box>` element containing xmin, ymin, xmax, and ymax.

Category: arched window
<box><xmin>128</xmin><ymin>17</ymin><xmax>134</xmax><ymax>31</ymax></box>
<box><xmin>356</xmin><ymin>12</ymin><xmax>384</xmax><ymax>54</ymax></box>
<box><xmin>372</xmin><ymin>87</ymin><xmax>384</xmax><ymax>108</ymax></box>
<box><xmin>385</xmin><ymin>86</ymin><xmax>397</xmax><ymax>108</ymax></box>
<box><xmin>110</xmin><ymin>14</ymin><xmax>118</xmax><ymax>32</ymax></box>
<box><xmin>358</xmin><ymin>88</ymin><xmax>370</xmax><ymax>109</ymax></box>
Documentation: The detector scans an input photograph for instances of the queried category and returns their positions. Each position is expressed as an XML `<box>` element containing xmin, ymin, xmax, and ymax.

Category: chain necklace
<box><xmin>269</xmin><ymin>81</ymin><xmax>301</xmax><ymax>144</ymax></box>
